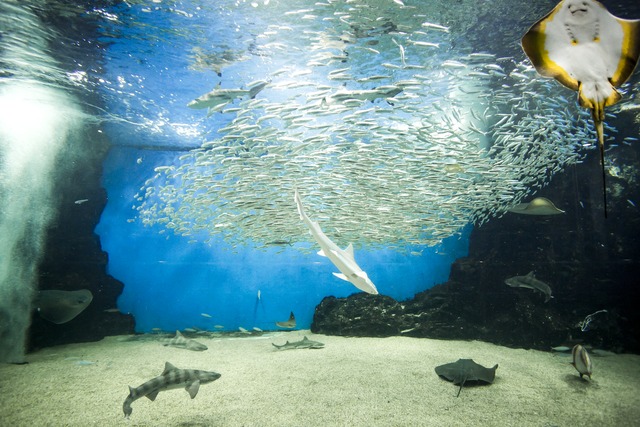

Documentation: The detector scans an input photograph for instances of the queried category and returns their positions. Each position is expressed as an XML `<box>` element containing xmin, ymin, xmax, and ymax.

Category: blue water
<box><xmin>97</xmin><ymin>145</ymin><xmax>471</xmax><ymax>331</ymax></box>
<box><xmin>95</xmin><ymin>0</ymin><xmax>475</xmax><ymax>332</ymax></box>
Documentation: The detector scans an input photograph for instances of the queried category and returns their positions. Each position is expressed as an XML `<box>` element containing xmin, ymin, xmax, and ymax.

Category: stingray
<box><xmin>507</xmin><ymin>197</ymin><xmax>565</xmax><ymax>215</ymax></box>
<box><xmin>521</xmin><ymin>0</ymin><xmax>640</xmax><ymax>217</ymax></box>
<box><xmin>34</xmin><ymin>289</ymin><xmax>93</xmax><ymax>324</ymax></box>
<box><xmin>435</xmin><ymin>359</ymin><xmax>498</xmax><ymax>397</ymax></box>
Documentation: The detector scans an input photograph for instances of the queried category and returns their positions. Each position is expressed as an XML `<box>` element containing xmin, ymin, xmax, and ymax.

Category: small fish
<box><xmin>421</xmin><ymin>22</ymin><xmax>449</xmax><ymax>32</ymax></box>
<box><xmin>200</xmin><ymin>313</ymin><xmax>212</xmax><ymax>318</ymax></box>
<box><xmin>571</xmin><ymin>344</ymin><xmax>593</xmax><ymax>379</ymax></box>
<box><xmin>275</xmin><ymin>311</ymin><xmax>297</xmax><ymax>329</ymax></box>
<box><xmin>550</xmin><ymin>345</ymin><xmax>572</xmax><ymax>352</ymax></box>
<box><xmin>74</xmin><ymin>199</ymin><xmax>89</xmax><ymax>205</ymax></box>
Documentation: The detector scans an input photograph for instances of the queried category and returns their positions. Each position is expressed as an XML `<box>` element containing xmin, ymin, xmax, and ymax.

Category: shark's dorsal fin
<box><xmin>317</xmin><ymin>249</ymin><xmax>327</xmax><ymax>257</ymax></box>
<box><xmin>186</xmin><ymin>380</ymin><xmax>201</xmax><ymax>399</ymax></box>
<box><xmin>303</xmin><ymin>336</ymin><xmax>309</xmax><ymax>340</ymax></box>
<box><xmin>332</xmin><ymin>272</ymin><xmax>349</xmax><ymax>282</ymax></box>
<box><xmin>526</xmin><ymin>271</ymin><xmax>535</xmax><ymax>278</ymax></box>
<box><xmin>162</xmin><ymin>362</ymin><xmax>177</xmax><ymax>376</ymax></box>
<box><xmin>146</xmin><ymin>389</ymin><xmax>160</xmax><ymax>401</ymax></box>
<box><xmin>356</xmin><ymin>271</ymin><xmax>369</xmax><ymax>279</ymax></box>
<box><xmin>344</xmin><ymin>243</ymin><xmax>355</xmax><ymax>258</ymax></box>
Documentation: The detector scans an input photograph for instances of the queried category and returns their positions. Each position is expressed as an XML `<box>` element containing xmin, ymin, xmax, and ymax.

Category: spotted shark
<box><xmin>163</xmin><ymin>330</ymin><xmax>208</xmax><ymax>351</ymax></box>
<box><xmin>272</xmin><ymin>336</ymin><xmax>325</xmax><ymax>350</ymax></box>
<box><xmin>123</xmin><ymin>362</ymin><xmax>220</xmax><ymax>418</ymax></box>
<box><xmin>294</xmin><ymin>189</ymin><xmax>378</xmax><ymax>294</ymax></box>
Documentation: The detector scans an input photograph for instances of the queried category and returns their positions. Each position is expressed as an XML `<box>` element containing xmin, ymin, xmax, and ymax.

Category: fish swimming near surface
<box><xmin>521</xmin><ymin>0</ymin><xmax>640</xmax><ymax>217</ymax></box>
<box><xmin>294</xmin><ymin>189</ymin><xmax>378</xmax><ymax>294</ymax></box>
<box><xmin>122</xmin><ymin>362</ymin><xmax>221</xmax><ymax>418</ymax></box>
<box><xmin>322</xmin><ymin>85</ymin><xmax>403</xmax><ymax>105</ymax></box>
<box><xmin>275</xmin><ymin>311</ymin><xmax>297</xmax><ymax>329</ymax></box>
<box><xmin>571</xmin><ymin>344</ymin><xmax>593</xmax><ymax>379</ymax></box>
<box><xmin>163</xmin><ymin>330</ymin><xmax>208</xmax><ymax>351</ymax></box>
<box><xmin>272</xmin><ymin>336</ymin><xmax>325</xmax><ymax>350</ymax></box>
<box><xmin>504</xmin><ymin>272</ymin><xmax>553</xmax><ymax>302</ymax></box>
<box><xmin>187</xmin><ymin>79</ymin><xmax>269</xmax><ymax>111</ymax></box>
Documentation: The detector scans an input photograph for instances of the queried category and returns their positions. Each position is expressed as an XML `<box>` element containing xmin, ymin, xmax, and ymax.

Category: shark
<box><xmin>504</xmin><ymin>272</ymin><xmax>553</xmax><ymax>302</ymax></box>
<box><xmin>272</xmin><ymin>336</ymin><xmax>325</xmax><ymax>350</ymax></box>
<box><xmin>187</xmin><ymin>79</ymin><xmax>269</xmax><ymax>112</ymax></box>
<box><xmin>322</xmin><ymin>85</ymin><xmax>403</xmax><ymax>105</ymax></box>
<box><xmin>123</xmin><ymin>362</ymin><xmax>221</xmax><ymax>418</ymax></box>
<box><xmin>163</xmin><ymin>330</ymin><xmax>208</xmax><ymax>351</ymax></box>
<box><xmin>294</xmin><ymin>189</ymin><xmax>378</xmax><ymax>295</ymax></box>
<box><xmin>275</xmin><ymin>311</ymin><xmax>297</xmax><ymax>329</ymax></box>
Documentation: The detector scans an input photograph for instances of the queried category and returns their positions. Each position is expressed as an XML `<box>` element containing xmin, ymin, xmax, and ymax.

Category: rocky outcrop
<box><xmin>28</xmin><ymin>127</ymin><xmax>135</xmax><ymax>352</ymax></box>
<box><xmin>313</xmin><ymin>149</ymin><xmax>640</xmax><ymax>353</ymax></box>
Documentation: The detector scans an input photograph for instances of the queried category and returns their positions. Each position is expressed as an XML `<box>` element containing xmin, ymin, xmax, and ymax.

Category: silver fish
<box><xmin>571</xmin><ymin>344</ymin><xmax>593</xmax><ymax>379</ymax></box>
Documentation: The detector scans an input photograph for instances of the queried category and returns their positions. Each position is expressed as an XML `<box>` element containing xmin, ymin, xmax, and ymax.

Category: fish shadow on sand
<box><xmin>562</xmin><ymin>374</ymin><xmax>598</xmax><ymax>393</ymax></box>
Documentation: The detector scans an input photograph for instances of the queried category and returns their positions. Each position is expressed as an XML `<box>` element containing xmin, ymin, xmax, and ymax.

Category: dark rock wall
<box><xmin>313</xmin><ymin>141</ymin><xmax>640</xmax><ymax>353</ymax></box>
<box><xmin>28</xmin><ymin>123</ymin><xmax>135</xmax><ymax>352</ymax></box>
<box><xmin>25</xmin><ymin>1</ymin><xmax>135</xmax><ymax>352</ymax></box>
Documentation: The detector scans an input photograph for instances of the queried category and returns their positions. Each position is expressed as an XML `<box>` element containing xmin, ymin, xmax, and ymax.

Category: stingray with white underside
<box><xmin>522</xmin><ymin>0</ymin><xmax>640</xmax><ymax>217</ymax></box>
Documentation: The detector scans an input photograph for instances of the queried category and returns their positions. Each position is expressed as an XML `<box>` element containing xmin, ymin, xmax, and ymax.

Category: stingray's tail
<box><xmin>594</xmin><ymin>116</ymin><xmax>608</xmax><ymax>218</ymax></box>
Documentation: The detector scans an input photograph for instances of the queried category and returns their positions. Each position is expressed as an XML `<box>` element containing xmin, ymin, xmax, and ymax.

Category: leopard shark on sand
<box><xmin>163</xmin><ymin>330</ymin><xmax>208</xmax><ymax>351</ymax></box>
<box><xmin>123</xmin><ymin>362</ymin><xmax>220</xmax><ymax>418</ymax></box>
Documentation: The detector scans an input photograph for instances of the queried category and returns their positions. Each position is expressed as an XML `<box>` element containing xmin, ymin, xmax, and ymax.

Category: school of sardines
<box><xmin>132</xmin><ymin>0</ymin><xmax>619</xmax><ymax>252</ymax></box>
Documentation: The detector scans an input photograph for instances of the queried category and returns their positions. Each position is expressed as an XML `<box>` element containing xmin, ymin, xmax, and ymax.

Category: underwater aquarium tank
<box><xmin>1</xmin><ymin>0</ymin><xmax>640</xmax><ymax>425</ymax></box>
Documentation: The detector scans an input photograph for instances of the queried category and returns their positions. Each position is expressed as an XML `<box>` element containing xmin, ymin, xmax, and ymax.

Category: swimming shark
<box><xmin>123</xmin><ymin>362</ymin><xmax>220</xmax><ymax>418</ymax></box>
<box><xmin>163</xmin><ymin>330</ymin><xmax>208</xmax><ymax>351</ymax></box>
<box><xmin>275</xmin><ymin>311</ymin><xmax>297</xmax><ymax>329</ymax></box>
<box><xmin>504</xmin><ymin>272</ymin><xmax>553</xmax><ymax>302</ymax></box>
<box><xmin>272</xmin><ymin>336</ymin><xmax>325</xmax><ymax>350</ymax></box>
<box><xmin>322</xmin><ymin>85</ymin><xmax>403</xmax><ymax>105</ymax></box>
<box><xmin>294</xmin><ymin>189</ymin><xmax>378</xmax><ymax>294</ymax></box>
<box><xmin>187</xmin><ymin>79</ymin><xmax>269</xmax><ymax>111</ymax></box>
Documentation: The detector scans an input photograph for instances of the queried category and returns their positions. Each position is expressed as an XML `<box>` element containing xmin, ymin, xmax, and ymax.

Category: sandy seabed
<box><xmin>0</xmin><ymin>330</ymin><xmax>638</xmax><ymax>427</ymax></box>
